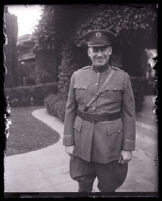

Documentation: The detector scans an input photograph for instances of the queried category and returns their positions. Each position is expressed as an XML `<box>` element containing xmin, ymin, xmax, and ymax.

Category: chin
<box><xmin>95</xmin><ymin>63</ymin><xmax>106</xmax><ymax>67</ymax></box>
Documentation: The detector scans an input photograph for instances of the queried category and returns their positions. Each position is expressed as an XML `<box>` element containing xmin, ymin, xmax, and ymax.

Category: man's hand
<box><xmin>118</xmin><ymin>150</ymin><xmax>132</xmax><ymax>164</ymax></box>
<box><xmin>65</xmin><ymin>145</ymin><xmax>75</xmax><ymax>156</ymax></box>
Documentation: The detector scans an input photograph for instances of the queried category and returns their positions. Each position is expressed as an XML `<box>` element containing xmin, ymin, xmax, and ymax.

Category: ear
<box><xmin>109</xmin><ymin>47</ymin><xmax>112</xmax><ymax>55</ymax></box>
<box><xmin>87</xmin><ymin>48</ymin><xmax>91</xmax><ymax>57</ymax></box>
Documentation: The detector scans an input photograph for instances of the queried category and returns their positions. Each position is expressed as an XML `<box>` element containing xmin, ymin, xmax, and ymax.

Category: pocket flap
<box><xmin>73</xmin><ymin>116</ymin><xmax>82</xmax><ymax>132</ymax></box>
<box><xmin>104</xmin><ymin>85</ymin><xmax>123</xmax><ymax>91</ymax></box>
<box><xmin>106</xmin><ymin>122</ymin><xmax>122</xmax><ymax>135</ymax></box>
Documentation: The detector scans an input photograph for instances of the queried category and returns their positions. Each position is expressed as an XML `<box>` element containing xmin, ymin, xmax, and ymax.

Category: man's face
<box><xmin>88</xmin><ymin>46</ymin><xmax>112</xmax><ymax>67</ymax></box>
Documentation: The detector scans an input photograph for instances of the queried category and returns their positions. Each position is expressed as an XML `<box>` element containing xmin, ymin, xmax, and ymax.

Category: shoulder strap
<box><xmin>83</xmin><ymin>69</ymin><xmax>115</xmax><ymax>112</ymax></box>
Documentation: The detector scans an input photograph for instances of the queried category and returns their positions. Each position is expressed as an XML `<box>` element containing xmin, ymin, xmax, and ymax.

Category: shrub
<box><xmin>5</xmin><ymin>82</ymin><xmax>58</xmax><ymax>107</ymax></box>
<box><xmin>44</xmin><ymin>93</ymin><xmax>67</xmax><ymax>121</ymax></box>
<box><xmin>55</xmin><ymin>99</ymin><xmax>66</xmax><ymax>121</ymax></box>
<box><xmin>44</xmin><ymin>93</ymin><xmax>58</xmax><ymax>116</ymax></box>
<box><xmin>130</xmin><ymin>77</ymin><xmax>146</xmax><ymax>111</ymax></box>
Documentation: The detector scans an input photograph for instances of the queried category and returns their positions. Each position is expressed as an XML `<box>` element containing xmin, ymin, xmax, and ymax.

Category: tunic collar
<box><xmin>92</xmin><ymin>64</ymin><xmax>112</xmax><ymax>74</ymax></box>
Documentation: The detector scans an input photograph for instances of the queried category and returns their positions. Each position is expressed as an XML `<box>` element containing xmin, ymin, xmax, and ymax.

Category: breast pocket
<box><xmin>106</xmin><ymin>121</ymin><xmax>123</xmax><ymax>156</ymax></box>
<box><xmin>74</xmin><ymin>83</ymin><xmax>89</xmax><ymax>102</ymax></box>
<box><xmin>102</xmin><ymin>85</ymin><xmax>123</xmax><ymax>102</ymax></box>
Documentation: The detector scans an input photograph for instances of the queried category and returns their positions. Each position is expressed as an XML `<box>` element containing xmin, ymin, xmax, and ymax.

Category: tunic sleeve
<box><xmin>121</xmin><ymin>72</ymin><xmax>136</xmax><ymax>151</ymax></box>
<box><xmin>63</xmin><ymin>72</ymin><xmax>77</xmax><ymax>146</ymax></box>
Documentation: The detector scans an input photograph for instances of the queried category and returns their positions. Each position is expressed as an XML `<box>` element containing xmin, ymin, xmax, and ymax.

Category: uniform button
<box><xmin>97</xmin><ymin>73</ymin><xmax>100</xmax><ymax>75</ymax></box>
<box><xmin>118</xmin><ymin>130</ymin><xmax>121</xmax><ymax>132</ymax></box>
<box><xmin>95</xmin><ymin>83</ymin><xmax>98</xmax><ymax>86</ymax></box>
<box><xmin>92</xmin><ymin>107</ymin><xmax>96</xmax><ymax>110</ymax></box>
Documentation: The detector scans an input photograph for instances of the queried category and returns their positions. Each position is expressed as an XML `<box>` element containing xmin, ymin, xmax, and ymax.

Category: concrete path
<box><xmin>4</xmin><ymin>107</ymin><xmax>158</xmax><ymax>192</ymax></box>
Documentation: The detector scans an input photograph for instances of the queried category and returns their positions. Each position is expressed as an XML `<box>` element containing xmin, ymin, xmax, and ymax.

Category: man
<box><xmin>63</xmin><ymin>29</ymin><xmax>136</xmax><ymax>192</ymax></box>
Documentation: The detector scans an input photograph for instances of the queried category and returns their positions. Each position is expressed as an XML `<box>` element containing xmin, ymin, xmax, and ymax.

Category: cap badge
<box><xmin>96</xmin><ymin>32</ymin><xmax>102</xmax><ymax>38</ymax></box>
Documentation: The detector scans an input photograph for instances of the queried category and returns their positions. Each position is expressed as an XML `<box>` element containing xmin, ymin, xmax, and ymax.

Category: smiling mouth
<box><xmin>96</xmin><ymin>59</ymin><xmax>105</xmax><ymax>62</ymax></box>
<box><xmin>96</xmin><ymin>58</ymin><xmax>104</xmax><ymax>60</ymax></box>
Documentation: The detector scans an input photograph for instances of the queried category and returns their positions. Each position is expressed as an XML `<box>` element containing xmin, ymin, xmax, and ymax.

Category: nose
<box><xmin>96</xmin><ymin>50</ymin><xmax>102</xmax><ymax>57</ymax></box>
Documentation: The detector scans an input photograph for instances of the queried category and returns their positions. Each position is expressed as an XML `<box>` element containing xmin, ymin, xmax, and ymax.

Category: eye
<box><xmin>102</xmin><ymin>48</ymin><xmax>107</xmax><ymax>52</ymax></box>
<box><xmin>93</xmin><ymin>48</ymin><xmax>98</xmax><ymax>53</ymax></box>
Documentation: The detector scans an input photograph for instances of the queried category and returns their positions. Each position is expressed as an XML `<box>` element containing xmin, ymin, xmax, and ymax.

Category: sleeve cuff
<box><xmin>63</xmin><ymin>135</ymin><xmax>74</xmax><ymax>146</ymax></box>
<box><xmin>122</xmin><ymin>139</ymin><xmax>135</xmax><ymax>151</ymax></box>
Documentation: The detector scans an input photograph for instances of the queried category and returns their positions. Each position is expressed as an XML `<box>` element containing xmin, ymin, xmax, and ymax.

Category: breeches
<box><xmin>70</xmin><ymin>157</ymin><xmax>128</xmax><ymax>192</ymax></box>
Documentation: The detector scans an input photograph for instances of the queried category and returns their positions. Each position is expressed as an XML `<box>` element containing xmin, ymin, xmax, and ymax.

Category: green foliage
<box><xmin>36</xmin><ymin>68</ymin><xmax>53</xmax><ymax>83</ymax></box>
<box><xmin>35</xmin><ymin>4</ymin><xmax>157</xmax><ymax>65</ymax></box>
<box><xmin>130</xmin><ymin>77</ymin><xmax>147</xmax><ymax>111</ymax></box>
<box><xmin>33</xmin><ymin>6</ymin><xmax>55</xmax><ymax>51</ymax></box>
<box><xmin>44</xmin><ymin>93</ymin><xmax>67</xmax><ymax>121</ymax></box>
<box><xmin>58</xmin><ymin>43</ymin><xmax>86</xmax><ymax>94</ymax></box>
<box><xmin>33</xmin><ymin>6</ymin><xmax>57</xmax><ymax>83</ymax></box>
<box><xmin>44</xmin><ymin>94</ymin><xmax>58</xmax><ymax>116</ymax></box>
<box><xmin>19</xmin><ymin>61</ymin><xmax>36</xmax><ymax>85</ymax></box>
<box><xmin>34</xmin><ymin>4</ymin><xmax>157</xmax><ymax>116</ymax></box>
<box><xmin>6</xmin><ymin>82</ymin><xmax>58</xmax><ymax>107</ymax></box>
<box><xmin>57</xmin><ymin>5</ymin><xmax>156</xmax><ymax>96</ymax></box>
<box><xmin>55</xmin><ymin>99</ymin><xmax>66</xmax><ymax>121</ymax></box>
<box><xmin>4</xmin><ymin>12</ymin><xmax>21</xmax><ymax>87</ymax></box>
<box><xmin>73</xmin><ymin>4</ymin><xmax>157</xmax><ymax>47</ymax></box>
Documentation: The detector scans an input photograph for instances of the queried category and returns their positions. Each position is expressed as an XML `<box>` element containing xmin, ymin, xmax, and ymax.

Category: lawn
<box><xmin>5</xmin><ymin>106</ymin><xmax>60</xmax><ymax>156</ymax></box>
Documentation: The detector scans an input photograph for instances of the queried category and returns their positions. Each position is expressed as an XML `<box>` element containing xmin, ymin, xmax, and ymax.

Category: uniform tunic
<box><xmin>63</xmin><ymin>65</ymin><xmax>136</xmax><ymax>164</ymax></box>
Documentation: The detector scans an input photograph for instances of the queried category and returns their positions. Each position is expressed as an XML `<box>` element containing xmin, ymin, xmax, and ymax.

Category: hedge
<box><xmin>130</xmin><ymin>77</ymin><xmax>148</xmax><ymax>111</ymax></box>
<box><xmin>5</xmin><ymin>82</ymin><xmax>58</xmax><ymax>107</ymax></box>
<box><xmin>44</xmin><ymin>93</ymin><xmax>66</xmax><ymax>122</ymax></box>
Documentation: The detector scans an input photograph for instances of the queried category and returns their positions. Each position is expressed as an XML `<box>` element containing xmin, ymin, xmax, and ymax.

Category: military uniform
<box><xmin>63</xmin><ymin>29</ymin><xmax>136</xmax><ymax>192</ymax></box>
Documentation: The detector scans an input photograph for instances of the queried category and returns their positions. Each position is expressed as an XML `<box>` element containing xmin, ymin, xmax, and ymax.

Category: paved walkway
<box><xmin>4</xmin><ymin>97</ymin><xmax>158</xmax><ymax>192</ymax></box>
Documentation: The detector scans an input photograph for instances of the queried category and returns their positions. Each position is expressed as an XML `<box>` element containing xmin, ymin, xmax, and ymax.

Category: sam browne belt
<box><xmin>76</xmin><ymin>68</ymin><xmax>119</xmax><ymax>123</ymax></box>
<box><xmin>77</xmin><ymin>110</ymin><xmax>121</xmax><ymax>123</ymax></box>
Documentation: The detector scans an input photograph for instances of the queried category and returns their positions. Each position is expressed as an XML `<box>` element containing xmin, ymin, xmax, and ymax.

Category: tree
<box><xmin>4</xmin><ymin>7</ymin><xmax>21</xmax><ymax>88</ymax></box>
<box><xmin>34</xmin><ymin>4</ymin><xmax>157</xmax><ymax>112</ymax></box>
